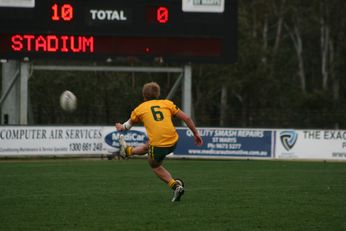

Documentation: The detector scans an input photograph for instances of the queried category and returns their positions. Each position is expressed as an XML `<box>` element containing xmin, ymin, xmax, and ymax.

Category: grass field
<box><xmin>0</xmin><ymin>158</ymin><xmax>345</xmax><ymax>231</ymax></box>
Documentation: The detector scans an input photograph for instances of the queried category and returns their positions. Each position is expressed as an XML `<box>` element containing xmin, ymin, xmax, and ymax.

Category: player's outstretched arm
<box><xmin>115</xmin><ymin>119</ymin><xmax>133</xmax><ymax>131</ymax></box>
<box><xmin>175</xmin><ymin>110</ymin><xmax>203</xmax><ymax>146</ymax></box>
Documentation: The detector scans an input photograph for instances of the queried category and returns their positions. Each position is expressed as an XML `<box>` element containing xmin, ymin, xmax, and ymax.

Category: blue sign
<box><xmin>175</xmin><ymin>128</ymin><xmax>273</xmax><ymax>158</ymax></box>
<box><xmin>104</xmin><ymin>130</ymin><xmax>148</xmax><ymax>149</ymax></box>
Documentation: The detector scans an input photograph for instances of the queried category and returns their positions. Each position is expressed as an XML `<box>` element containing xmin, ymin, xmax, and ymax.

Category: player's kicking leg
<box><xmin>119</xmin><ymin>134</ymin><xmax>148</xmax><ymax>158</ymax></box>
<box><xmin>119</xmin><ymin>134</ymin><xmax>128</xmax><ymax>158</ymax></box>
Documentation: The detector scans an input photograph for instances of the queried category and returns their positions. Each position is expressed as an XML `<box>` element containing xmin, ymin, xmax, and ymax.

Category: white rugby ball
<box><xmin>60</xmin><ymin>90</ymin><xmax>77</xmax><ymax>112</ymax></box>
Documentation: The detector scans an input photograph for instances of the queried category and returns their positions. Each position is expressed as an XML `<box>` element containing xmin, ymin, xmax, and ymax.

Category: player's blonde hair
<box><xmin>142</xmin><ymin>82</ymin><xmax>160</xmax><ymax>100</ymax></box>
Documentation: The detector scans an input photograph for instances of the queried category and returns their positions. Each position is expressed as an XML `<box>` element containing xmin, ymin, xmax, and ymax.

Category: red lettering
<box><xmin>10</xmin><ymin>34</ymin><xmax>95</xmax><ymax>54</ymax></box>
<box><xmin>61</xmin><ymin>36</ymin><xmax>69</xmax><ymax>52</ymax></box>
<box><xmin>61</xmin><ymin>4</ymin><xmax>73</xmax><ymax>21</ymax></box>
<box><xmin>11</xmin><ymin>35</ymin><xmax>23</xmax><ymax>51</ymax></box>
<box><xmin>70</xmin><ymin>36</ymin><xmax>82</xmax><ymax>52</ymax></box>
<box><xmin>51</xmin><ymin>4</ymin><xmax>59</xmax><ymax>21</ymax></box>
<box><xmin>35</xmin><ymin>35</ymin><xmax>47</xmax><ymax>51</ymax></box>
<box><xmin>23</xmin><ymin>35</ymin><xmax>35</xmax><ymax>51</ymax></box>
<box><xmin>51</xmin><ymin>4</ymin><xmax>73</xmax><ymax>21</ymax></box>
<box><xmin>83</xmin><ymin>37</ymin><xmax>94</xmax><ymax>52</ymax></box>
<box><xmin>157</xmin><ymin>7</ymin><xmax>169</xmax><ymax>24</ymax></box>
<box><xmin>47</xmin><ymin>35</ymin><xmax>59</xmax><ymax>52</ymax></box>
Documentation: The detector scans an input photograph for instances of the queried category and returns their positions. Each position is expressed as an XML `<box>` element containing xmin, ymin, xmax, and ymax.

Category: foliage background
<box><xmin>27</xmin><ymin>0</ymin><xmax>346</xmax><ymax>128</ymax></box>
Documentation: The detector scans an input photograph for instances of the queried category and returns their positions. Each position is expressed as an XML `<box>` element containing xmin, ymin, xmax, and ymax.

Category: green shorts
<box><xmin>148</xmin><ymin>144</ymin><xmax>176</xmax><ymax>162</ymax></box>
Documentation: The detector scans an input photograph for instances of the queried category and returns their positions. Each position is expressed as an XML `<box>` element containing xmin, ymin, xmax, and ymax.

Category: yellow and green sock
<box><xmin>125</xmin><ymin>146</ymin><xmax>133</xmax><ymax>156</ymax></box>
<box><xmin>168</xmin><ymin>179</ymin><xmax>177</xmax><ymax>190</ymax></box>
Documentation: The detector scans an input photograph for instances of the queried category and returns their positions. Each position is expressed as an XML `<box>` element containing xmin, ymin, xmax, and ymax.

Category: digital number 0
<box><xmin>156</xmin><ymin>7</ymin><xmax>169</xmax><ymax>24</ymax></box>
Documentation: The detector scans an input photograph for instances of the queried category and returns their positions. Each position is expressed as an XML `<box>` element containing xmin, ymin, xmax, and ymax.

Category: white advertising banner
<box><xmin>275</xmin><ymin>129</ymin><xmax>346</xmax><ymax>161</ymax></box>
<box><xmin>0</xmin><ymin>126</ymin><xmax>148</xmax><ymax>156</ymax></box>
<box><xmin>0</xmin><ymin>126</ymin><xmax>104</xmax><ymax>156</ymax></box>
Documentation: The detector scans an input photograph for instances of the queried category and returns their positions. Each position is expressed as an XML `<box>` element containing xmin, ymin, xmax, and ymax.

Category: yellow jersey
<box><xmin>130</xmin><ymin>99</ymin><xmax>180</xmax><ymax>147</ymax></box>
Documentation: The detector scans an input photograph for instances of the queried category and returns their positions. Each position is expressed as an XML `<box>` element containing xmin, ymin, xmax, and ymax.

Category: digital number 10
<box><xmin>51</xmin><ymin>3</ymin><xmax>74</xmax><ymax>21</ymax></box>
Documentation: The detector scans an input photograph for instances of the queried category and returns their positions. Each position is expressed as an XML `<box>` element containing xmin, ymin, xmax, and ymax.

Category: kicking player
<box><xmin>115</xmin><ymin>82</ymin><xmax>203</xmax><ymax>202</ymax></box>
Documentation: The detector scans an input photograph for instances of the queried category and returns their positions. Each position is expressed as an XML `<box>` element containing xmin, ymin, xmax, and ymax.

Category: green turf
<box><xmin>0</xmin><ymin>159</ymin><xmax>345</xmax><ymax>231</ymax></box>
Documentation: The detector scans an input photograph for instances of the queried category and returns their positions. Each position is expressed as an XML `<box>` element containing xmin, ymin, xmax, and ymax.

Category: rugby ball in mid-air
<box><xmin>60</xmin><ymin>90</ymin><xmax>77</xmax><ymax>112</ymax></box>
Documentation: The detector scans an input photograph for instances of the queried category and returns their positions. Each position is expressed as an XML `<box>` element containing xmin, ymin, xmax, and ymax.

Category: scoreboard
<box><xmin>0</xmin><ymin>0</ymin><xmax>237</xmax><ymax>63</ymax></box>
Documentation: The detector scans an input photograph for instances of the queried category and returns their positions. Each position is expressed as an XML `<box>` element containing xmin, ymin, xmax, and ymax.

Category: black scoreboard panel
<box><xmin>0</xmin><ymin>0</ymin><xmax>237</xmax><ymax>63</ymax></box>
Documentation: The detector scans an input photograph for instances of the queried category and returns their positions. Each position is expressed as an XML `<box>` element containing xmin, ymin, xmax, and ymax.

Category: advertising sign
<box><xmin>0</xmin><ymin>126</ymin><xmax>103</xmax><ymax>155</ymax></box>
<box><xmin>2</xmin><ymin>126</ymin><xmax>345</xmax><ymax>161</ymax></box>
<box><xmin>175</xmin><ymin>128</ymin><xmax>273</xmax><ymax>158</ymax></box>
<box><xmin>0</xmin><ymin>126</ymin><xmax>149</xmax><ymax>156</ymax></box>
<box><xmin>275</xmin><ymin>129</ymin><xmax>346</xmax><ymax>160</ymax></box>
<box><xmin>102</xmin><ymin>127</ymin><xmax>148</xmax><ymax>153</ymax></box>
